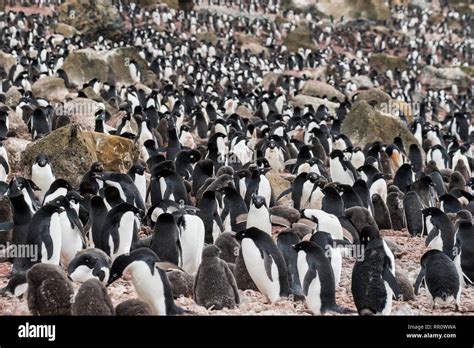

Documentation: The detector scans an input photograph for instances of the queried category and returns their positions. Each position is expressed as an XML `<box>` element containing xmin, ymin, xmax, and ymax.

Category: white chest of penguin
<box><xmin>241</xmin><ymin>239</ymin><xmax>280</xmax><ymax>303</ymax></box>
<box><xmin>128</xmin><ymin>262</ymin><xmax>167</xmax><ymax>315</ymax></box>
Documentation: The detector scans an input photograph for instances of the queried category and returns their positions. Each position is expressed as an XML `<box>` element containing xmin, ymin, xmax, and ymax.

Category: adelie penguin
<box><xmin>293</xmin><ymin>241</ymin><xmax>350</xmax><ymax>315</ymax></box>
<box><xmin>194</xmin><ymin>245</ymin><xmax>240</xmax><ymax>310</ymax></box>
<box><xmin>72</xmin><ymin>279</ymin><xmax>115</xmax><ymax>315</ymax></box>
<box><xmin>108</xmin><ymin>248</ymin><xmax>185</xmax><ymax>315</ymax></box>
<box><xmin>235</xmin><ymin>227</ymin><xmax>290</xmax><ymax>303</ymax></box>
<box><xmin>31</xmin><ymin>154</ymin><xmax>55</xmax><ymax>202</ymax></box>
<box><xmin>422</xmin><ymin>207</ymin><xmax>456</xmax><ymax>259</ymax></box>
<box><xmin>453</xmin><ymin>219</ymin><xmax>474</xmax><ymax>287</ymax></box>
<box><xmin>127</xmin><ymin>164</ymin><xmax>147</xmax><ymax>203</ymax></box>
<box><xmin>219</xmin><ymin>186</ymin><xmax>248</xmax><ymax>233</ymax></box>
<box><xmin>276</xmin><ymin>231</ymin><xmax>304</xmax><ymax>300</ymax></box>
<box><xmin>329</xmin><ymin>150</ymin><xmax>358</xmax><ymax>185</ymax></box>
<box><xmin>101</xmin><ymin>202</ymin><xmax>141</xmax><ymax>260</ymax></box>
<box><xmin>197</xmin><ymin>190</ymin><xmax>223</xmax><ymax>244</ymax></box>
<box><xmin>351</xmin><ymin>226</ymin><xmax>401</xmax><ymax>315</ymax></box>
<box><xmin>67</xmin><ymin>248</ymin><xmax>111</xmax><ymax>284</ymax></box>
<box><xmin>403</xmin><ymin>191</ymin><xmax>425</xmax><ymax>236</ymax></box>
<box><xmin>414</xmin><ymin>250</ymin><xmax>461</xmax><ymax>310</ymax></box>
<box><xmin>150</xmin><ymin>212</ymin><xmax>181</xmax><ymax>266</ymax></box>
<box><xmin>52</xmin><ymin>195</ymin><xmax>85</xmax><ymax>266</ymax></box>
<box><xmin>26</xmin><ymin>203</ymin><xmax>64</xmax><ymax>266</ymax></box>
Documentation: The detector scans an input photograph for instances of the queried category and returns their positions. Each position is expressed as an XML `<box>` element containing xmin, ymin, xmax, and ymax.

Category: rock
<box><xmin>4</xmin><ymin>87</ymin><xmax>22</xmax><ymax>108</ymax></box>
<box><xmin>3</xmin><ymin>137</ymin><xmax>31</xmax><ymax>173</ymax></box>
<box><xmin>290</xmin><ymin>94</ymin><xmax>339</xmax><ymax>116</ymax></box>
<box><xmin>419</xmin><ymin>66</ymin><xmax>473</xmax><ymax>90</ymax></box>
<box><xmin>369</xmin><ymin>53</ymin><xmax>407</xmax><ymax>73</ymax></box>
<box><xmin>21</xmin><ymin>124</ymin><xmax>137</xmax><ymax>186</ymax></box>
<box><xmin>235</xmin><ymin>105</ymin><xmax>253</xmax><ymax>119</ymax></box>
<box><xmin>0</xmin><ymin>51</ymin><xmax>15</xmax><ymax>75</ymax></box>
<box><xmin>350</xmin><ymin>75</ymin><xmax>375</xmax><ymax>89</ymax></box>
<box><xmin>314</xmin><ymin>0</ymin><xmax>390</xmax><ymax>21</ymax></box>
<box><xmin>301</xmin><ymin>80</ymin><xmax>345</xmax><ymax>102</ymax></box>
<box><xmin>168</xmin><ymin>270</ymin><xmax>194</xmax><ymax>299</ymax></box>
<box><xmin>62</xmin><ymin>48</ymin><xmax>109</xmax><ymax>87</ymax></box>
<box><xmin>63</xmin><ymin>47</ymin><xmax>148</xmax><ymax>86</ymax></box>
<box><xmin>58</xmin><ymin>98</ymin><xmax>101</xmax><ymax>131</ymax></box>
<box><xmin>354</xmin><ymin>88</ymin><xmax>391</xmax><ymax>106</ymax></box>
<box><xmin>396</xmin><ymin>270</ymin><xmax>416</xmax><ymax>302</ymax></box>
<box><xmin>341</xmin><ymin>100</ymin><xmax>418</xmax><ymax>148</ymax></box>
<box><xmin>31</xmin><ymin>76</ymin><xmax>69</xmax><ymax>102</ymax></box>
<box><xmin>262</xmin><ymin>72</ymin><xmax>283</xmax><ymax>91</ymax></box>
<box><xmin>58</xmin><ymin>0</ymin><xmax>125</xmax><ymax>41</ymax></box>
<box><xmin>266</xmin><ymin>172</ymin><xmax>292</xmax><ymax>206</ymax></box>
<box><xmin>284</xmin><ymin>22</ymin><xmax>316</xmax><ymax>52</ymax></box>
<box><xmin>49</xmin><ymin>23</ymin><xmax>81</xmax><ymax>37</ymax></box>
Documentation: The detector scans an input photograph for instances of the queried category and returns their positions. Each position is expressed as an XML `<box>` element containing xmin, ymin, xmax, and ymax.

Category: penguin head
<box><xmin>251</xmin><ymin>195</ymin><xmax>267</xmax><ymax>209</ymax></box>
<box><xmin>34</xmin><ymin>153</ymin><xmax>50</xmax><ymax>167</ymax></box>
<box><xmin>292</xmin><ymin>241</ymin><xmax>319</xmax><ymax>253</ymax></box>
<box><xmin>421</xmin><ymin>207</ymin><xmax>441</xmax><ymax>217</ymax></box>
<box><xmin>108</xmin><ymin>248</ymin><xmax>159</xmax><ymax>286</ymax></box>
<box><xmin>359</xmin><ymin>226</ymin><xmax>380</xmax><ymax>247</ymax></box>
<box><xmin>329</xmin><ymin>149</ymin><xmax>344</xmax><ymax>160</ymax></box>
<box><xmin>90</xmin><ymin>161</ymin><xmax>105</xmax><ymax>173</ymax></box>
<box><xmin>130</xmin><ymin>164</ymin><xmax>145</xmax><ymax>176</ymax></box>
<box><xmin>202</xmin><ymin>245</ymin><xmax>220</xmax><ymax>258</ymax></box>
<box><xmin>419</xmin><ymin>249</ymin><xmax>442</xmax><ymax>268</ymax></box>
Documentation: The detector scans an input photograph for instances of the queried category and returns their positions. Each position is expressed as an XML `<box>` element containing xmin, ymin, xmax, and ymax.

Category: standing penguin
<box><xmin>108</xmin><ymin>248</ymin><xmax>184</xmax><ymax>315</ymax></box>
<box><xmin>127</xmin><ymin>164</ymin><xmax>147</xmax><ymax>203</ymax></box>
<box><xmin>176</xmin><ymin>213</ymin><xmax>205</xmax><ymax>274</ymax></box>
<box><xmin>150</xmin><ymin>213</ymin><xmax>181</xmax><ymax>266</ymax></box>
<box><xmin>194</xmin><ymin>245</ymin><xmax>240</xmax><ymax>309</ymax></box>
<box><xmin>414</xmin><ymin>250</ymin><xmax>461</xmax><ymax>310</ymax></box>
<box><xmin>197</xmin><ymin>190</ymin><xmax>224</xmax><ymax>244</ymax></box>
<box><xmin>72</xmin><ymin>279</ymin><xmax>115</xmax><ymax>315</ymax></box>
<box><xmin>235</xmin><ymin>228</ymin><xmax>290</xmax><ymax>303</ymax></box>
<box><xmin>27</xmin><ymin>203</ymin><xmax>64</xmax><ymax>265</ymax></box>
<box><xmin>386</xmin><ymin>191</ymin><xmax>405</xmax><ymax>231</ymax></box>
<box><xmin>403</xmin><ymin>191</ymin><xmax>425</xmax><ymax>236</ymax></box>
<box><xmin>26</xmin><ymin>263</ymin><xmax>74</xmax><ymax>316</ymax></box>
<box><xmin>276</xmin><ymin>231</ymin><xmax>304</xmax><ymax>299</ymax></box>
<box><xmin>101</xmin><ymin>203</ymin><xmax>140</xmax><ymax>260</ymax></box>
<box><xmin>453</xmin><ymin>220</ymin><xmax>474</xmax><ymax>287</ymax></box>
<box><xmin>293</xmin><ymin>241</ymin><xmax>348</xmax><ymax>315</ymax></box>
<box><xmin>219</xmin><ymin>186</ymin><xmax>248</xmax><ymax>232</ymax></box>
<box><xmin>422</xmin><ymin>207</ymin><xmax>456</xmax><ymax>259</ymax></box>
<box><xmin>31</xmin><ymin>154</ymin><xmax>55</xmax><ymax>202</ymax></box>
<box><xmin>329</xmin><ymin>150</ymin><xmax>358</xmax><ymax>185</ymax></box>
<box><xmin>310</xmin><ymin>231</ymin><xmax>343</xmax><ymax>287</ymax></box>
<box><xmin>351</xmin><ymin>226</ymin><xmax>400</xmax><ymax>315</ymax></box>
<box><xmin>246</xmin><ymin>195</ymin><xmax>272</xmax><ymax>235</ymax></box>
<box><xmin>52</xmin><ymin>195</ymin><xmax>85</xmax><ymax>266</ymax></box>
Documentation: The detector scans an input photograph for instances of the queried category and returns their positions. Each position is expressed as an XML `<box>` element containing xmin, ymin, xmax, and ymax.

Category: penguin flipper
<box><xmin>425</xmin><ymin>226</ymin><xmax>439</xmax><ymax>247</ymax></box>
<box><xmin>276</xmin><ymin>187</ymin><xmax>292</xmax><ymax>201</ymax></box>
<box><xmin>382</xmin><ymin>266</ymin><xmax>401</xmax><ymax>300</ymax></box>
<box><xmin>414</xmin><ymin>268</ymin><xmax>425</xmax><ymax>296</ymax></box>
<box><xmin>302</xmin><ymin>268</ymin><xmax>317</xmax><ymax>296</ymax></box>
<box><xmin>263</xmin><ymin>253</ymin><xmax>274</xmax><ymax>282</ymax></box>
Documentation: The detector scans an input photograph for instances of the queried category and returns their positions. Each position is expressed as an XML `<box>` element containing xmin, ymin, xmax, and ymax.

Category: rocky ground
<box><xmin>1</xmin><ymin>227</ymin><xmax>472</xmax><ymax>316</ymax></box>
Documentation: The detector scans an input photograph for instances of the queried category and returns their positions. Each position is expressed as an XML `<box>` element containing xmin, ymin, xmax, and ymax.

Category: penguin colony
<box><xmin>0</xmin><ymin>0</ymin><xmax>472</xmax><ymax>316</ymax></box>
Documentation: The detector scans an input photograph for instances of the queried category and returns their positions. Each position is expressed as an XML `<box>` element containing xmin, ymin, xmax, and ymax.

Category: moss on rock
<box><xmin>341</xmin><ymin>100</ymin><xmax>417</xmax><ymax>148</ymax></box>
<box><xmin>369</xmin><ymin>53</ymin><xmax>407</xmax><ymax>73</ymax></box>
